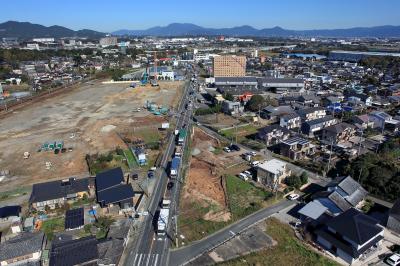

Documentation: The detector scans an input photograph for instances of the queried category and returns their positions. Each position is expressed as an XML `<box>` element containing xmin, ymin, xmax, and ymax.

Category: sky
<box><xmin>1</xmin><ymin>0</ymin><xmax>400</xmax><ymax>32</ymax></box>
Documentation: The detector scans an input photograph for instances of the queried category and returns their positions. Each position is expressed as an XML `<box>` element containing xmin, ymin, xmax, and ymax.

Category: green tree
<box><xmin>245</xmin><ymin>95</ymin><xmax>266</xmax><ymax>112</ymax></box>
<box><xmin>223</xmin><ymin>92</ymin><xmax>235</xmax><ymax>101</ymax></box>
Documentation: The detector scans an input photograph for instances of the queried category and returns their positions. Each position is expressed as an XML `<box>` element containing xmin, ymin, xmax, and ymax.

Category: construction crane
<box><xmin>152</xmin><ymin>51</ymin><xmax>159</xmax><ymax>86</ymax></box>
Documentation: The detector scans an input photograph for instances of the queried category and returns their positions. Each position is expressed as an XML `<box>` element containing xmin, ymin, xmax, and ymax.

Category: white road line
<box><xmin>137</xmin><ymin>254</ymin><xmax>143</xmax><ymax>266</ymax></box>
<box><xmin>146</xmin><ymin>253</ymin><xmax>151</xmax><ymax>266</ymax></box>
<box><xmin>133</xmin><ymin>254</ymin><xmax>138</xmax><ymax>265</ymax></box>
<box><xmin>154</xmin><ymin>254</ymin><xmax>159</xmax><ymax>266</ymax></box>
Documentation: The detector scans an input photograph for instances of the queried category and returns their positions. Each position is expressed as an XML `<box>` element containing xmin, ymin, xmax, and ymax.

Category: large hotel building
<box><xmin>213</xmin><ymin>55</ymin><xmax>246</xmax><ymax>77</ymax></box>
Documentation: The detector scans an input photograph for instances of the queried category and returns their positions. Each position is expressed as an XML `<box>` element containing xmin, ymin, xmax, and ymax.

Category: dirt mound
<box><xmin>203</xmin><ymin>210</ymin><xmax>231</xmax><ymax>222</ymax></box>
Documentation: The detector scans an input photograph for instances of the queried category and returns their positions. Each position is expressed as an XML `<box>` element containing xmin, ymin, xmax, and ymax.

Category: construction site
<box><xmin>0</xmin><ymin>79</ymin><xmax>184</xmax><ymax>196</ymax></box>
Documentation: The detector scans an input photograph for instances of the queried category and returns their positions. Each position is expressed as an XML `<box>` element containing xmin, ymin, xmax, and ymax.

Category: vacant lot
<box><xmin>221</xmin><ymin>218</ymin><xmax>340</xmax><ymax>266</ymax></box>
<box><xmin>179</xmin><ymin>128</ymin><xmax>278</xmax><ymax>243</ymax></box>
<box><xmin>0</xmin><ymin>80</ymin><xmax>183</xmax><ymax>192</ymax></box>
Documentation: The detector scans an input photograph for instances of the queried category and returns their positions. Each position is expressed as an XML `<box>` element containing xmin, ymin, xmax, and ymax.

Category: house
<box><xmin>49</xmin><ymin>236</ymin><xmax>98</xmax><ymax>266</ymax></box>
<box><xmin>222</xmin><ymin>100</ymin><xmax>243</xmax><ymax>115</ymax></box>
<box><xmin>280</xmin><ymin>113</ymin><xmax>301</xmax><ymax>129</ymax></box>
<box><xmin>95</xmin><ymin>167</ymin><xmax>135</xmax><ymax>209</ymax></box>
<box><xmin>260</xmin><ymin>105</ymin><xmax>295</xmax><ymax>122</ymax></box>
<box><xmin>65</xmin><ymin>208</ymin><xmax>84</xmax><ymax>230</ymax></box>
<box><xmin>296</xmin><ymin>107</ymin><xmax>326</xmax><ymax>122</ymax></box>
<box><xmin>369</xmin><ymin>111</ymin><xmax>400</xmax><ymax>130</ymax></box>
<box><xmin>256</xmin><ymin>125</ymin><xmax>291</xmax><ymax>146</ymax></box>
<box><xmin>0</xmin><ymin>205</ymin><xmax>21</xmax><ymax>224</ymax></box>
<box><xmin>387</xmin><ymin>198</ymin><xmax>400</xmax><ymax>234</ymax></box>
<box><xmin>301</xmin><ymin>116</ymin><xmax>338</xmax><ymax>137</ymax></box>
<box><xmin>0</xmin><ymin>232</ymin><xmax>45</xmax><ymax>266</ymax></box>
<box><xmin>280</xmin><ymin>136</ymin><xmax>315</xmax><ymax>161</ymax></box>
<box><xmin>315</xmin><ymin>208</ymin><xmax>384</xmax><ymax>264</ymax></box>
<box><xmin>301</xmin><ymin>176</ymin><xmax>368</xmax><ymax>220</ymax></box>
<box><xmin>297</xmin><ymin>94</ymin><xmax>320</xmax><ymax>107</ymax></box>
<box><xmin>321</xmin><ymin>122</ymin><xmax>356</xmax><ymax>145</ymax></box>
<box><xmin>29</xmin><ymin>177</ymin><xmax>90</xmax><ymax>211</ymax></box>
<box><xmin>346</xmin><ymin>92</ymin><xmax>372</xmax><ymax>106</ymax></box>
<box><xmin>352</xmin><ymin>114</ymin><xmax>374</xmax><ymax>129</ymax></box>
<box><xmin>256</xmin><ymin>159</ymin><xmax>291</xmax><ymax>188</ymax></box>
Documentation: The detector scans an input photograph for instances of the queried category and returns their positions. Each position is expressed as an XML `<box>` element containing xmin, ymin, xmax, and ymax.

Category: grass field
<box><xmin>226</xmin><ymin>175</ymin><xmax>272</xmax><ymax>220</ymax></box>
<box><xmin>0</xmin><ymin>186</ymin><xmax>30</xmax><ymax>202</ymax></box>
<box><xmin>221</xmin><ymin>218</ymin><xmax>340</xmax><ymax>266</ymax></box>
<box><xmin>219</xmin><ymin>124</ymin><xmax>259</xmax><ymax>142</ymax></box>
<box><xmin>41</xmin><ymin>217</ymin><xmax>65</xmax><ymax>240</ymax></box>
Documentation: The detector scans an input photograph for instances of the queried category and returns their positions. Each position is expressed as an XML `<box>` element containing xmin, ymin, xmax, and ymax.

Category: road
<box><xmin>168</xmin><ymin>200</ymin><xmax>296</xmax><ymax>266</ymax></box>
<box><xmin>124</xmin><ymin>68</ymin><xmax>195</xmax><ymax>266</ymax></box>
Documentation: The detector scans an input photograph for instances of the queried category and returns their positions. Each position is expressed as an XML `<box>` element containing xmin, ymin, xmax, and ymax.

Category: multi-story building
<box><xmin>301</xmin><ymin>116</ymin><xmax>338</xmax><ymax>137</ymax></box>
<box><xmin>297</xmin><ymin>107</ymin><xmax>326</xmax><ymax>122</ymax></box>
<box><xmin>280</xmin><ymin>113</ymin><xmax>301</xmax><ymax>129</ymax></box>
<box><xmin>99</xmin><ymin>37</ymin><xmax>118</xmax><ymax>47</ymax></box>
<box><xmin>213</xmin><ymin>55</ymin><xmax>246</xmax><ymax>77</ymax></box>
<box><xmin>257</xmin><ymin>125</ymin><xmax>291</xmax><ymax>146</ymax></box>
<box><xmin>280</xmin><ymin>136</ymin><xmax>316</xmax><ymax>161</ymax></box>
<box><xmin>321</xmin><ymin>122</ymin><xmax>356</xmax><ymax>145</ymax></box>
<box><xmin>257</xmin><ymin>159</ymin><xmax>291</xmax><ymax>189</ymax></box>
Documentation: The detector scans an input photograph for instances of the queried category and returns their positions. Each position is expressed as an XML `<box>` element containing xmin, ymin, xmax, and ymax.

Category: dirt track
<box><xmin>0</xmin><ymin>80</ymin><xmax>183</xmax><ymax>192</ymax></box>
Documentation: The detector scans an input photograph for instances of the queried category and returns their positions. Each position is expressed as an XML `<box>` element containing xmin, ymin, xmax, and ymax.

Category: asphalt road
<box><xmin>168</xmin><ymin>200</ymin><xmax>296</xmax><ymax>266</ymax></box>
<box><xmin>124</xmin><ymin>70</ymin><xmax>194</xmax><ymax>266</ymax></box>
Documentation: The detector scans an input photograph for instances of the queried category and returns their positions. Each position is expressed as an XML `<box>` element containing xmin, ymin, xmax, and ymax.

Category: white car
<box><xmin>287</xmin><ymin>193</ymin><xmax>300</xmax><ymax>201</ymax></box>
<box><xmin>251</xmin><ymin>161</ymin><xmax>260</xmax><ymax>167</ymax></box>
<box><xmin>243</xmin><ymin>170</ymin><xmax>252</xmax><ymax>178</ymax></box>
<box><xmin>250</xmin><ymin>151</ymin><xmax>257</xmax><ymax>156</ymax></box>
<box><xmin>223</xmin><ymin>147</ymin><xmax>231</xmax><ymax>153</ymax></box>
<box><xmin>238</xmin><ymin>173</ymin><xmax>249</xmax><ymax>181</ymax></box>
<box><xmin>386</xmin><ymin>254</ymin><xmax>400</xmax><ymax>266</ymax></box>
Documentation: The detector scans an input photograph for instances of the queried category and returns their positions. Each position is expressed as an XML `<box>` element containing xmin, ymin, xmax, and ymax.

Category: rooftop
<box><xmin>258</xmin><ymin>159</ymin><xmax>287</xmax><ymax>175</ymax></box>
<box><xmin>0</xmin><ymin>232</ymin><xmax>45</xmax><ymax>261</ymax></box>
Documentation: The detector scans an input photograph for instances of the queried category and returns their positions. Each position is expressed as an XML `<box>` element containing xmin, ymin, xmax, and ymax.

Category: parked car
<box><xmin>250</xmin><ymin>151</ymin><xmax>257</xmax><ymax>156</ymax></box>
<box><xmin>223</xmin><ymin>147</ymin><xmax>231</xmax><ymax>153</ymax></box>
<box><xmin>148</xmin><ymin>171</ymin><xmax>154</xmax><ymax>178</ymax></box>
<box><xmin>251</xmin><ymin>161</ymin><xmax>260</xmax><ymax>167</ymax></box>
<box><xmin>287</xmin><ymin>193</ymin><xmax>300</xmax><ymax>201</ymax></box>
<box><xmin>132</xmin><ymin>173</ymin><xmax>139</xmax><ymax>180</ymax></box>
<box><xmin>385</xmin><ymin>254</ymin><xmax>400</xmax><ymax>266</ymax></box>
<box><xmin>229</xmin><ymin>144</ymin><xmax>241</xmax><ymax>151</ymax></box>
<box><xmin>238</xmin><ymin>173</ymin><xmax>249</xmax><ymax>181</ymax></box>
<box><xmin>243</xmin><ymin>170</ymin><xmax>252</xmax><ymax>178</ymax></box>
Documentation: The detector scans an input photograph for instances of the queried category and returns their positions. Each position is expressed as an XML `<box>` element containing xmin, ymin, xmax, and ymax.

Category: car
<box><xmin>229</xmin><ymin>144</ymin><xmax>241</xmax><ymax>151</ymax></box>
<box><xmin>132</xmin><ymin>173</ymin><xmax>139</xmax><ymax>180</ymax></box>
<box><xmin>238</xmin><ymin>173</ymin><xmax>249</xmax><ymax>181</ymax></box>
<box><xmin>243</xmin><ymin>170</ymin><xmax>252</xmax><ymax>178</ymax></box>
<box><xmin>167</xmin><ymin>182</ymin><xmax>174</xmax><ymax>190</ymax></box>
<box><xmin>386</xmin><ymin>254</ymin><xmax>400</xmax><ymax>266</ymax></box>
<box><xmin>147</xmin><ymin>171</ymin><xmax>154</xmax><ymax>178</ymax></box>
<box><xmin>250</xmin><ymin>151</ymin><xmax>257</xmax><ymax>156</ymax></box>
<box><xmin>287</xmin><ymin>193</ymin><xmax>300</xmax><ymax>201</ymax></box>
<box><xmin>223</xmin><ymin>147</ymin><xmax>231</xmax><ymax>153</ymax></box>
<box><xmin>251</xmin><ymin>161</ymin><xmax>260</xmax><ymax>167</ymax></box>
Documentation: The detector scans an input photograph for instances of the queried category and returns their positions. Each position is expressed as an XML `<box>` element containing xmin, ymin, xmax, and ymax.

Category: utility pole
<box><xmin>326</xmin><ymin>137</ymin><xmax>334</xmax><ymax>176</ymax></box>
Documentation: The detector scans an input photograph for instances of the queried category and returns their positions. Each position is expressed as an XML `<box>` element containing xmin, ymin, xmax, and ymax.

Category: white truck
<box><xmin>157</xmin><ymin>208</ymin><xmax>169</xmax><ymax>236</ymax></box>
<box><xmin>174</xmin><ymin>146</ymin><xmax>183</xmax><ymax>157</ymax></box>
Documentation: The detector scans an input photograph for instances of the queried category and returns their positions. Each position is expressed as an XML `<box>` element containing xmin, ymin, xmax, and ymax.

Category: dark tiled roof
<box><xmin>215</xmin><ymin>77</ymin><xmax>258</xmax><ymax>84</ymax></box>
<box><xmin>30</xmin><ymin>177</ymin><xmax>89</xmax><ymax>203</ymax></box>
<box><xmin>49</xmin><ymin>236</ymin><xmax>98</xmax><ymax>266</ymax></box>
<box><xmin>259</xmin><ymin>78</ymin><xmax>304</xmax><ymax>84</ymax></box>
<box><xmin>326</xmin><ymin>208</ymin><xmax>382</xmax><ymax>246</ymax></box>
<box><xmin>281</xmin><ymin>113</ymin><xmax>300</xmax><ymax>120</ymax></box>
<box><xmin>304</xmin><ymin>116</ymin><xmax>336</xmax><ymax>127</ymax></box>
<box><xmin>282</xmin><ymin>136</ymin><xmax>309</xmax><ymax>146</ymax></box>
<box><xmin>328</xmin><ymin>191</ymin><xmax>352</xmax><ymax>212</ymax></box>
<box><xmin>97</xmin><ymin>184</ymin><xmax>135</xmax><ymax>206</ymax></box>
<box><xmin>258</xmin><ymin>124</ymin><xmax>290</xmax><ymax>135</ymax></box>
<box><xmin>95</xmin><ymin>167</ymin><xmax>124</xmax><ymax>192</ymax></box>
<box><xmin>329</xmin><ymin>176</ymin><xmax>368</xmax><ymax>206</ymax></box>
<box><xmin>0</xmin><ymin>232</ymin><xmax>45</xmax><ymax>261</ymax></box>
<box><xmin>323</xmin><ymin>122</ymin><xmax>355</xmax><ymax>134</ymax></box>
<box><xmin>65</xmin><ymin>208</ymin><xmax>84</xmax><ymax>230</ymax></box>
<box><xmin>0</xmin><ymin>205</ymin><xmax>21</xmax><ymax>218</ymax></box>
<box><xmin>296</xmin><ymin>107</ymin><xmax>325</xmax><ymax>116</ymax></box>
<box><xmin>97</xmin><ymin>239</ymin><xmax>124</xmax><ymax>265</ymax></box>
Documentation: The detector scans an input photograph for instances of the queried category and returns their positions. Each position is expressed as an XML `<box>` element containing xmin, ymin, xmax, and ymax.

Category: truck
<box><xmin>170</xmin><ymin>157</ymin><xmax>181</xmax><ymax>178</ymax></box>
<box><xmin>174</xmin><ymin>146</ymin><xmax>183</xmax><ymax>157</ymax></box>
<box><xmin>157</xmin><ymin>208</ymin><xmax>169</xmax><ymax>236</ymax></box>
<box><xmin>161</xmin><ymin>199</ymin><xmax>171</xmax><ymax>208</ymax></box>
<box><xmin>177</xmin><ymin>129</ymin><xmax>187</xmax><ymax>146</ymax></box>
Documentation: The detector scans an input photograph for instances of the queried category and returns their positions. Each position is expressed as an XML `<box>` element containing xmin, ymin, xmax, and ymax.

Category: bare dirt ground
<box><xmin>181</xmin><ymin>128</ymin><xmax>245</xmax><ymax>223</ymax></box>
<box><xmin>0</xmin><ymin>80</ymin><xmax>183</xmax><ymax>192</ymax></box>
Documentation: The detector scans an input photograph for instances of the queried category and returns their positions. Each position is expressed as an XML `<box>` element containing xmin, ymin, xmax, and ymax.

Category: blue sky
<box><xmin>1</xmin><ymin>0</ymin><xmax>399</xmax><ymax>32</ymax></box>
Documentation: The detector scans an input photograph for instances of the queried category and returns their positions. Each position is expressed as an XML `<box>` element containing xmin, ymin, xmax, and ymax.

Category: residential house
<box><xmin>0</xmin><ymin>206</ymin><xmax>21</xmax><ymax>224</ymax></box>
<box><xmin>315</xmin><ymin>208</ymin><xmax>384</xmax><ymax>264</ymax></box>
<box><xmin>256</xmin><ymin>159</ymin><xmax>291</xmax><ymax>188</ymax></box>
<box><xmin>296</xmin><ymin>107</ymin><xmax>326</xmax><ymax>122</ymax></box>
<box><xmin>49</xmin><ymin>236</ymin><xmax>98</xmax><ymax>266</ymax></box>
<box><xmin>301</xmin><ymin>116</ymin><xmax>338</xmax><ymax>137</ymax></box>
<box><xmin>95</xmin><ymin>167</ymin><xmax>135</xmax><ymax>209</ymax></box>
<box><xmin>352</xmin><ymin>114</ymin><xmax>374</xmax><ymax>130</ymax></box>
<box><xmin>260</xmin><ymin>105</ymin><xmax>295</xmax><ymax>123</ymax></box>
<box><xmin>387</xmin><ymin>198</ymin><xmax>400</xmax><ymax>235</ymax></box>
<box><xmin>256</xmin><ymin>125</ymin><xmax>291</xmax><ymax>146</ymax></box>
<box><xmin>280</xmin><ymin>136</ymin><xmax>316</xmax><ymax>161</ymax></box>
<box><xmin>280</xmin><ymin>113</ymin><xmax>301</xmax><ymax>129</ymax></box>
<box><xmin>0</xmin><ymin>232</ymin><xmax>45</xmax><ymax>266</ymax></box>
<box><xmin>300</xmin><ymin>176</ymin><xmax>368</xmax><ymax>220</ymax></box>
<box><xmin>346</xmin><ymin>92</ymin><xmax>372</xmax><ymax>106</ymax></box>
<box><xmin>369</xmin><ymin>111</ymin><xmax>400</xmax><ymax>131</ymax></box>
<box><xmin>297</xmin><ymin>94</ymin><xmax>320</xmax><ymax>107</ymax></box>
<box><xmin>222</xmin><ymin>100</ymin><xmax>243</xmax><ymax>115</ymax></box>
<box><xmin>321</xmin><ymin>122</ymin><xmax>356</xmax><ymax>145</ymax></box>
<box><xmin>29</xmin><ymin>177</ymin><xmax>90</xmax><ymax>211</ymax></box>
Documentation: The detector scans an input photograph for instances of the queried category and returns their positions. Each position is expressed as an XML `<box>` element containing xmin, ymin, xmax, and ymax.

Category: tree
<box><xmin>245</xmin><ymin>95</ymin><xmax>266</xmax><ymax>112</ymax></box>
<box><xmin>300</xmin><ymin>172</ymin><xmax>308</xmax><ymax>185</ymax></box>
<box><xmin>223</xmin><ymin>92</ymin><xmax>234</xmax><ymax>101</ymax></box>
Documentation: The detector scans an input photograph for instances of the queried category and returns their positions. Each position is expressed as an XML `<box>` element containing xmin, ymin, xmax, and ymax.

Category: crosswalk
<box><xmin>132</xmin><ymin>253</ymin><xmax>160</xmax><ymax>266</ymax></box>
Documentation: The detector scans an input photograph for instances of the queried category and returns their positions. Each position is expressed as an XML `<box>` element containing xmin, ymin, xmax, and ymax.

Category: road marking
<box><xmin>137</xmin><ymin>254</ymin><xmax>143</xmax><ymax>265</ymax></box>
<box><xmin>133</xmin><ymin>253</ymin><xmax>138</xmax><ymax>265</ymax></box>
<box><xmin>146</xmin><ymin>253</ymin><xmax>151</xmax><ymax>266</ymax></box>
<box><xmin>154</xmin><ymin>254</ymin><xmax>159</xmax><ymax>266</ymax></box>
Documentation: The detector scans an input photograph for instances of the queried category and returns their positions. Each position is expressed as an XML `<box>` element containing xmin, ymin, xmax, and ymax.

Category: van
<box><xmin>251</xmin><ymin>161</ymin><xmax>260</xmax><ymax>167</ymax></box>
<box><xmin>238</xmin><ymin>173</ymin><xmax>249</xmax><ymax>181</ymax></box>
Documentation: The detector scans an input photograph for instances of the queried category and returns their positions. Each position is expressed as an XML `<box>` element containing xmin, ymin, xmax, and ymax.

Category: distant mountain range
<box><xmin>1</xmin><ymin>21</ymin><xmax>400</xmax><ymax>39</ymax></box>
<box><xmin>113</xmin><ymin>23</ymin><xmax>400</xmax><ymax>38</ymax></box>
<box><xmin>0</xmin><ymin>21</ymin><xmax>105</xmax><ymax>39</ymax></box>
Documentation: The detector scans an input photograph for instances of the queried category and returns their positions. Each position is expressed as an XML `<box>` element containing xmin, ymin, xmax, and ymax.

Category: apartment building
<box><xmin>213</xmin><ymin>55</ymin><xmax>246</xmax><ymax>77</ymax></box>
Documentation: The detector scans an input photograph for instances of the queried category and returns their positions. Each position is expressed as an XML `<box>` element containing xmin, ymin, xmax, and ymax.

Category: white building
<box><xmin>99</xmin><ymin>37</ymin><xmax>118</xmax><ymax>47</ymax></box>
<box><xmin>257</xmin><ymin>159</ymin><xmax>290</xmax><ymax>188</ymax></box>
